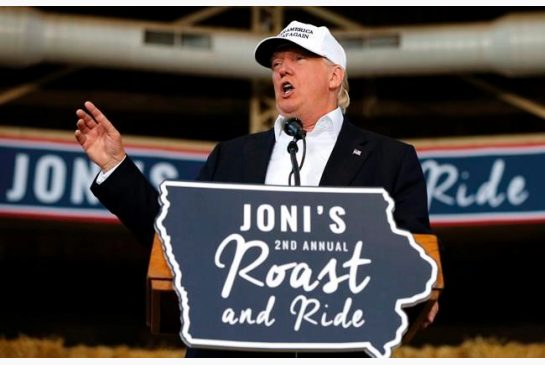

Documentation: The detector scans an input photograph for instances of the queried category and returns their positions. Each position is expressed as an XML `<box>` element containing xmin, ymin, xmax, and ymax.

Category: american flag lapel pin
<box><xmin>352</xmin><ymin>148</ymin><xmax>362</xmax><ymax>156</ymax></box>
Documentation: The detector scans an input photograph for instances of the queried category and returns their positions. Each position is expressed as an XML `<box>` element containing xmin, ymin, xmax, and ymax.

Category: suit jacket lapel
<box><xmin>320</xmin><ymin>119</ymin><xmax>374</xmax><ymax>186</ymax></box>
<box><xmin>243</xmin><ymin>130</ymin><xmax>276</xmax><ymax>183</ymax></box>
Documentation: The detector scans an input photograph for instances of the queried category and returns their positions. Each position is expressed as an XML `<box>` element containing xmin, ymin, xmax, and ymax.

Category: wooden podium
<box><xmin>146</xmin><ymin>233</ymin><xmax>444</xmax><ymax>343</ymax></box>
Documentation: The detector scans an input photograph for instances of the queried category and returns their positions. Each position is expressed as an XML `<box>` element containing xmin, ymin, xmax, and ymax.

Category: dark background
<box><xmin>1</xmin><ymin>6</ymin><xmax>545</xmax><ymax>350</ymax></box>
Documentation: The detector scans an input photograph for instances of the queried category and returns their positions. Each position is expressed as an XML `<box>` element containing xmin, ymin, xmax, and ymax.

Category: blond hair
<box><xmin>323</xmin><ymin>58</ymin><xmax>350</xmax><ymax>114</ymax></box>
<box><xmin>338</xmin><ymin>73</ymin><xmax>350</xmax><ymax>114</ymax></box>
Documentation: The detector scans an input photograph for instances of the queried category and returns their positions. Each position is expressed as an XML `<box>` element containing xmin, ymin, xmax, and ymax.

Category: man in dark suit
<box><xmin>75</xmin><ymin>20</ymin><xmax>437</xmax><ymax>357</ymax></box>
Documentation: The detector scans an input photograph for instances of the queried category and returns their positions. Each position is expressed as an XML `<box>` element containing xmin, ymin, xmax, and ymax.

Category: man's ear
<box><xmin>329</xmin><ymin>65</ymin><xmax>345</xmax><ymax>89</ymax></box>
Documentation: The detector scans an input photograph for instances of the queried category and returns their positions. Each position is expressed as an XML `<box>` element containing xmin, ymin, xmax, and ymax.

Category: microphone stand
<box><xmin>287</xmin><ymin>136</ymin><xmax>306</xmax><ymax>186</ymax></box>
<box><xmin>283</xmin><ymin>118</ymin><xmax>306</xmax><ymax>186</ymax></box>
<box><xmin>288</xmin><ymin>138</ymin><xmax>301</xmax><ymax>186</ymax></box>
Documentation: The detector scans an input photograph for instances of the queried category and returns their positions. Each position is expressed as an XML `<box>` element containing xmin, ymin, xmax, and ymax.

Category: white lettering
<box><xmin>328</xmin><ymin>206</ymin><xmax>346</xmax><ymax>234</ymax></box>
<box><xmin>256</xmin><ymin>204</ymin><xmax>275</xmax><ymax>232</ymax></box>
<box><xmin>423</xmin><ymin>158</ymin><xmax>530</xmax><ymax>210</ymax></box>
<box><xmin>290</xmin><ymin>295</ymin><xmax>319</xmax><ymax>331</ymax></box>
<box><xmin>222</xmin><ymin>308</ymin><xmax>238</xmax><ymax>325</ymax></box>
<box><xmin>71</xmin><ymin>158</ymin><xmax>100</xmax><ymax>204</ymax></box>
<box><xmin>150</xmin><ymin>162</ymin><xmax>178</xmax><ymax>187</ymax></box>
<box><xmin>221</xmin><ymin>296</ymin><xmax>276</xmax><ymax>327</ymax></box>
<box><xmin>303</xmin><ymin>206</ymin><xmax>311</xmax><ymax>232</ymax></box>
<box><xmin>475</xmin><ymin>160</ymin><xmax>505</xmax><ymax>207</ymax></box>
<box><xmin>266</xmin><ymin>263</ymin><xmax>294</xmax><ymax>288</ymax></box>
<box><xmin>316</xmin><ymin>259</ymin><xmax>347</xmax><ymax>294</ymax></box>
<box><xmin>34</xmin><ymin>155</ymin><xmax>66</xmax><ymax>204</ymax></box>
<box><xmin>216</xmin><ymin>235</ymin><xmax>371</xmax><ymax>296</ymax></box>
<box><xmin>214</xmin><ymin>233</ymin><xmax>268</xmax><ymax>298</ymax></box>
<box><xmin>289</xmin><ymin>263</ymin><xmax>320</xmax><ymax>292</ymax></box>
<box><xmin>422</xmin><ymin>160</ymin><xmax>457</xmax><ymax>207</ymax></box>
<box><xmin>343</xmin><ymin>241</ymin><xmax>372</xmax><ymax>294</ymax></box>
<box><xmin>240</xmin><ymin>204</ymin><xmax>251</xmax><ymax>231</ymax></box>
<box><xmin>238</xmin><ymin>204</ymin><xmax>317</xmax><ymax>233</ymax></box>
<box><xmin>257</xmin><ymin>296</ymin><xmax>276</xmax><ymax>326</ymax></box>
<box><xmin>455</xmin><ymin>184</ymin><xmax>476</xmax><ymax>207</ymax></box>
<box><xmin>290</xmin><ymin>296</ymin><xmax>365</xmax><ymax>331</ymax></box>
<box><xmin>6</xmin><ymin>153</ymin><xmax>30</xmax><ymax>202</ymax></box>
<box><xmin>507</xmin><ymin>176</ymin><xmax>528</xmax><ymax>205</ymax></box>
<box><xmin>280</xmin><ymin>205</ymin><xmax>297</xmax><ymax>232</ymax></box>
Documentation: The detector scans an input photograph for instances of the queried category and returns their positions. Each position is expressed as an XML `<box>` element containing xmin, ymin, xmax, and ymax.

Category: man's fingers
<box><xmin>84</xmin><ymin>101</ymin><xmax>116</xmax><ymax>133</ymax></box>
<box><xmin>76</xmin><ymin>109</ymin><xmax>97</xmax><ymax>130</ymax></box>
<box><xmin>74</xmin><ymin>129</ymin><xmax>86</xmax><ymax>146</ymax></box>
<box><xmin>418</xmin><ymin>302</ymin><xmax>439</xmax><ymax>330</ymax></box>
<box><xmin>430</xmin><ymin>302</ymin><xmax>439</xmax><ymax>320</ymax></box>
<box><xmin>424</xmin><ymin>302</ymin><xmax>440</xmax><ymax>328</ymax></box>
<box><xmin>76</xmin><ymin>119</ymin><xmax>90</xmax><ymax>133</ymax></box>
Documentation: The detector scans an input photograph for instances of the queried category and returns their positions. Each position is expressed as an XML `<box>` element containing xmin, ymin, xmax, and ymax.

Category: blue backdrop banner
<box><xmin>0</xmin><ymin>136</ymin><xmax>206</xmax><ymax>220</ymax></box>
<box><xmin>1</xmin><ymin>134</ymin><xmax>544</xmax><ymax>226</ymax></box>
<box><xmin>419</xmin><ymin>144</ymin><xmax>545</xmax><ymax>225</ymax></box>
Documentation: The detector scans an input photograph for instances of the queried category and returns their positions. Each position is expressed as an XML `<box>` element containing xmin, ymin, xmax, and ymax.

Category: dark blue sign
<box><xmin>0</xmin><ymin>137</ymin><xmax>207</xmax><ymax>220</ymax></box>
<box><xmin>3</xmin><ymin>134</ymin><xmax>545</xmax><ymax>226</ymax></box>
<box><xmin>419</xmin><ymin>145</ymin><xmax>545</xmax><ymax>225</ymax></box>
<box><xmin>156</xmin><ymin>182</ymin><xmax>437</xmax><ymax>357</ymax></box>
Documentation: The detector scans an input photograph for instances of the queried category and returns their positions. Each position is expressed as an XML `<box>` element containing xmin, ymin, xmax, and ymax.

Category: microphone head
<box><xmin>283</xmin><ymin>118</ymin><xmax>306</xmax><ymax>139</ymax></box>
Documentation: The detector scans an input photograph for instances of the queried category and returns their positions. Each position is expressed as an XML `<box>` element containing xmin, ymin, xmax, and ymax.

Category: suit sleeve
<box><xmin>91</xmin><ymin>145</ymin><xmax>223</xmax><ymax>248</ymax></box>
<box><xmin>391</xmin><ymin>145</ymin><xmax>431</xmax><ymax>234</ymax></box>
<box><xmin>91</xmin><ymin>157</ymin><xmax>159</xmax><ymax>248</ymax></box>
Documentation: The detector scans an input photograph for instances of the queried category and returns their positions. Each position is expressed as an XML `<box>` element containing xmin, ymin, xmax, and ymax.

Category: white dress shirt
<box><xmin>265</xmin><ymin>108</ymin><xmax>344</xmax><ymax>186</ymax></box>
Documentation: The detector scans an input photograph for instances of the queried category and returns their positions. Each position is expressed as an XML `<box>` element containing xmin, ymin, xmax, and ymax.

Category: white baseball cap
<box><xmin>254</xmin><ymin>20</ymin><xmax>347</xmax><ymax>69</ymax></box>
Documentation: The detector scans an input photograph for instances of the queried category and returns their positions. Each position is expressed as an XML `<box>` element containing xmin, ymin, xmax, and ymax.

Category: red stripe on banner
<box><xmin>0</xmin><ymin>134</ymin><xmax>212</xmax><ymax>156</ymax></box>
<box><xmin>0</xmin><ymin>210</ymin><xmax>120</xmax><ymax>224</ymax></box>
<box><xmin>416</xmin><ymin>141</ymin><xmax>545</xmax><ymax>153</ymax></box>
<box><xmin>431</xmin><ymin>216</ymin><xmax>545</xmax><ymax>227</ymax></box>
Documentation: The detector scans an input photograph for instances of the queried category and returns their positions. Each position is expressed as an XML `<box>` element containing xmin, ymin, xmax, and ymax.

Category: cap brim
<box><xmin>254</xmin><ymin>37</ymin><xmax>308</xmax><ymax>68</ymax></box>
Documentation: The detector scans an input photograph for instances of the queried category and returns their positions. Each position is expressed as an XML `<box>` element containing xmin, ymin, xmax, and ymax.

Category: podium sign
<box><xmin>155</xmin><ymin>182</ymin><xmax>437</xmax><ymax>358</ymax></box>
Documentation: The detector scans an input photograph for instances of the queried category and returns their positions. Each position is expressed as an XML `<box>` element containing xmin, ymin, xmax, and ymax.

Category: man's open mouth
<box><xmin>282</xmin><ymin>82</ymin><xmax>294</xmax><ymax>96</ymax></box>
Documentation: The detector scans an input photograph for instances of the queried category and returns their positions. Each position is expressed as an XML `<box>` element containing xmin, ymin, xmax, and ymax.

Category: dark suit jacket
<box><xmin>91</xmin><ymin>119</ymin><xmax>431</xmax><ymax>357</ymax></box>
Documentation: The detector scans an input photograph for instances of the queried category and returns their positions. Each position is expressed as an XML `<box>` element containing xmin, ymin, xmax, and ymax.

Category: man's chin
<box><xmin>276</xmin><ymin>105</ymin><xmax>299</xmax><ymax>119</ymax></box>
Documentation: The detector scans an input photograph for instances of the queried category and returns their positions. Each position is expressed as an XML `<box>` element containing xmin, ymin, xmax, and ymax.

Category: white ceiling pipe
<box><xmin>0</xmin><ymin>8</ymin><xmax>271</xmax><ymax>78</ymax></box>
<box><xmin>1</xmin><ymin>8</ymin><xmax>545</xmax><ymax>78</ymax></box>
<box><xmin>345</xmin><ymin>13</ymin><xmax>545</xmax><ymax>77</ymax></box>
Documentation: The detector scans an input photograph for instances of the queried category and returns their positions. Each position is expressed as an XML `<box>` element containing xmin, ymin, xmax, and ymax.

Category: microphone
<box><xmin>282</xmin><ymin>118</ymin><xmax>306</xmax><ymax>186</ymax></box>
<box><xmin>283</xmin><ymin>118</ymin><xmax>306</xmax><ymax>141</ymax></box>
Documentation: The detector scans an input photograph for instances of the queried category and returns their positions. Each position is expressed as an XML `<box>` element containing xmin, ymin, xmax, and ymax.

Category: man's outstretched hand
<box><xmin>75</xmin><ymin>101</ymin><xmax>126</xmax><ymax>172</ymax></box>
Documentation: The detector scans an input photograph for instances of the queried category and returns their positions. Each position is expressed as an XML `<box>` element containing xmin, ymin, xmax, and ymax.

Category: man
<box><xmin>75</xmin><ymin>20</ymin><xmax>437</xmax><ymax>357</ymax></box>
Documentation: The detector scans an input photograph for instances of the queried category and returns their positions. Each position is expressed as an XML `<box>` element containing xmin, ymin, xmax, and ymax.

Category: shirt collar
<box><xmin>273</xmin><ymin>107</ymin><xmax>344</xmax><ymax>141</ymax></box>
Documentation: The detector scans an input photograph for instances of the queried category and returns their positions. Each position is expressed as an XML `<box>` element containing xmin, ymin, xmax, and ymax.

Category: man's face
<box><xmin>271</xmin><ymin>47</ymin><xmax>338</xmax><ymax>125</ymax></box>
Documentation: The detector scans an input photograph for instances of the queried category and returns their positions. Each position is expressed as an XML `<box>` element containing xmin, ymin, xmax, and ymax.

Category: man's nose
<box><xmin>278</xmin><ymin>60</ymin><xmax>293</xmax><ymax>76</ymax></box>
